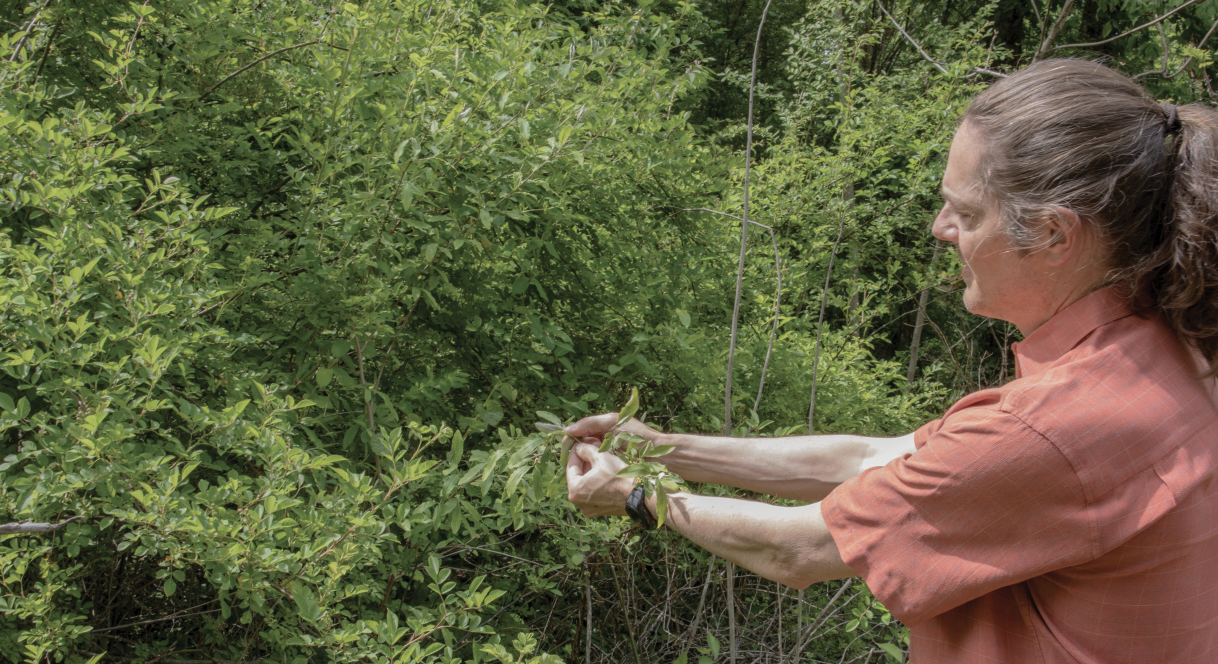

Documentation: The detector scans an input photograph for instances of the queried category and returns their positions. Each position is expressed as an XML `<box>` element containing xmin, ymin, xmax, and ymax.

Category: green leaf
<box><xmin>877</xmin><ymin>643</ymin><xmax>905</xmax><ymax>663</ymax></box>
<box><xmin>164</xmin><ymin>578</ymin><xmax>177</xmax><ymax>596</ymax></box>
<box><xmin>616</xmin><ymin>387</ymin><xmax>640</xmax><ymax>427</ymax></box>
<box><xmin>536</xmin><ymin>410</ymin><xmax>561</xmax><ymax>425</ymax></box>
<box><xmin>615</xmin><ymin>464</ymin><xmax>649</xmax><ymax>479</ymax></box>
<box><xmin>558</xmin><ymin>439</ymin><xmax>573</xmax><ymax>472</ymax></box>
<box><xmin>316</xmin><ymin>367</ymin><xmax>333</xmax><ymax>388</ymax></box>
<box><xmin>644</xmin><ymin>445</ymin><xmax>675</xmax><ymax>458</ymax></box>
<box><xmin>0</xmin><ymin>393</ymin><xmax>13</xmax><ymax>412</ymax></box>
<box><xmin>293</xmin><ymin>584</ymin><xmax>323</xmax><ymax>623</ymax></box>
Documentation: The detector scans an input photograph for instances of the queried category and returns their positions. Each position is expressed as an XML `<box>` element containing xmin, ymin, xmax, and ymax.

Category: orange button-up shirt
<box><xmin>822</xmin><ymin>287</ymin><xmax>1218</xmax><ymax>663</ymax></box>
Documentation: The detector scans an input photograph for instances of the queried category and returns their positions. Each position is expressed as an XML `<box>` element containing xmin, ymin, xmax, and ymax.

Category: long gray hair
<box><xmin>964</xmin><ymin>58</ymin><xmax>1218</xmax><ymax>374</ymax></box>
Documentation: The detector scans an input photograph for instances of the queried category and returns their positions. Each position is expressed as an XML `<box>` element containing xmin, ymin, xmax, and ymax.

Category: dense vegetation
<box><xmin>0</xmin><ymin>0</ymin><xmax>1213</xmax><ymax>661</ymax></box>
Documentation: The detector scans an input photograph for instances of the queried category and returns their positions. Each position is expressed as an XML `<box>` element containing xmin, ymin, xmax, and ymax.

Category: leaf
<box><xmin>615</xmin><ymin>464</ymin><xmax>649</xmax><ymax>479</ymax></box>
<box><xmin>877</xmin><ymin>643</ymin><xmax>905</xmax><ymax>663</ymax></box>
<box><xmin>558</xmin><ymin>439</ymin><xmax>573</xmax><ymax>472</ymax></box>
<box><xmin>0</xmin><ymin>393</ymin><xmax>12</xmax><ymax>412</ymax></box>
<box><xmin>644</xmin><ymin>444</ymin><xmax>675</xmax><ymax>458</ymax></box>
<box><xmin>292</xmin><ymin>584</ymin><xmax>323</xmax><ymax>623</ymax></box>
<box><xmin>616</xmin><ymin>387</ymin><xmax>640</xmax><ymax>427</ymax></box>
<box><xmin>536</xmin><ymin>410</ymin><xmax>561</xmax><ymax>425</ymax></box>
<box><xmin>677</xmin><ymin>310</ymin><xmax>691</xmax><ymax>328</ymax></box>
<box><xmin>316</xmin><ymin>367</ymin><xmax>333</xmax><ymax>388</ymax></box>
<box><xmin>536</xmin><ymin>422</ymin><xmax>563</xmax><ymax>433</ymax></box>
<box><xmin>707</xmin><ymin>633</ymin><xmax>720</xmax><ymax>659</ymax></box>
<box><xmin>504</xmin><ymin>466</ymin><xmax>528</xmax><ymax>495</ymax></box>
<box><xmin>164</xmin><ymin>578</ymin><xmax>177</xmax><ymax>596</ymax></box>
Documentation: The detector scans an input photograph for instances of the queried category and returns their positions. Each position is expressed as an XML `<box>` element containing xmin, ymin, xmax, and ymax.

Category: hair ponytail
<box><xmin>962</xmin><ymin>59</ymin><xmax>1218</xmax><ymax>376</ymax></box>
<box><xmin>1142</xmin><ymin>105</ymin><xmax>1218</xmax><ymax>374</ymax></box>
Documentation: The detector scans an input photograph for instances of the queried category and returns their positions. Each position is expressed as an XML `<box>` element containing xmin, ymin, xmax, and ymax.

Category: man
<box><xmin>564</xmin><ymin>60</ymin><xmax>1218</xmax><ymax>662</ymax></box>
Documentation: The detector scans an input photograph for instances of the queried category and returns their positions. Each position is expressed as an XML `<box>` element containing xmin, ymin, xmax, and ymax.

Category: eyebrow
<box><xmin>940</xmin><ymin>185</ymin><xmax>980</xmax><ymax>211</ymax></box>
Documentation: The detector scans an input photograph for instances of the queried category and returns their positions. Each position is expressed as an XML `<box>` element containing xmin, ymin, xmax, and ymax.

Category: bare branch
<box><xmin>8</xmin><ymin>0</ymin><xmax>53</xmax><ymax>63</ymax></box>
<box><xmin>0</xmin><ymin>515</ymin><xmax>84</xmax><ymax>534</ymax></box>
<box><xmin>1135</xmin><ymin>16</ymin><xmax>1218</xmax><ymax>80</ymax></box>
<box><xmin>1052</xmin><ymin>0</ymin><xmax>1205</xmax><ymax>52</ymax></box>
<box><xmin>876</xmin><ymin>0</ymin><xmax>947</xmax><ymax>75</ymax></box>
<box><xmin>725</xmin><ymin>0</ymin><xmax>776</xmax><ymax>435</ymax></box>
<box><xmin>1034</xmin><ymin>0</ymin><xmax>1076</xmax><ymax>61</ymax></box>
<box><xmin>876</xmin><ymin>0</ymin><xmax>1007</xmax><ymax>77</ymax></box>
<box><xmin>197</xmin><ymin>40</ymin><xmax>350</xmax><ymax>103</ymax></box>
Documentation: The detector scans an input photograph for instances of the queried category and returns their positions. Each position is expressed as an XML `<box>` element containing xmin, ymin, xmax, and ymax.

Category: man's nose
<box><xmin>932</xmin><ymin>207</ymin><xmax>958</xmax><ymax>244</ymax></box>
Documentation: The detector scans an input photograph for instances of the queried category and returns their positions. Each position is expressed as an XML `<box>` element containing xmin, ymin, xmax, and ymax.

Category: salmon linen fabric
<box><xmin>821</xmin><ymin>286</ymin><xmax>1218</xmax><ymax>663</ymax></box>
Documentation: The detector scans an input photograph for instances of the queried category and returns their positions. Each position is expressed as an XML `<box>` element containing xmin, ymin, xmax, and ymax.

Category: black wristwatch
<box><xmin>625</xmin><ymin>485</ymin><xmax>657</xmax><ymax>530</ymax></box>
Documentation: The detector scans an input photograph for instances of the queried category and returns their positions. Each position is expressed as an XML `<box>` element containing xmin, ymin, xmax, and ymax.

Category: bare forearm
<box><xmin>653</xmin><ymin>492</ymin><xmax>854</xmax><ymax>589</ymax></box>
<box><xmin>655</xmin><ymin>431</ymin><xmax>914</xmax><ymax>503</ymax></box>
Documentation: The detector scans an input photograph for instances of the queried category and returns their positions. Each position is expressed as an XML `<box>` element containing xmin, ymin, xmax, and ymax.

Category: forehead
<box><xmin>941</xmin><ymin>122</ymin><xmax>988</xmax><ymax>207</ymax></box>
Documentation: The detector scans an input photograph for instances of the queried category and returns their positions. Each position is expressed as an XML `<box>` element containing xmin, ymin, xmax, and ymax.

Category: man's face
<box><xmin>932</xmin><ymin>123</ymin><xmax>1044</xmax><ymax>327</ymax></box>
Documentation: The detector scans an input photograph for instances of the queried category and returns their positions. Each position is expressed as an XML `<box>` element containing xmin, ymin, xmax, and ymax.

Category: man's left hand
<box><xmin>565</xmin><ymin>442</ymin><xmax>635</xmax><ymax>517</ymax></box>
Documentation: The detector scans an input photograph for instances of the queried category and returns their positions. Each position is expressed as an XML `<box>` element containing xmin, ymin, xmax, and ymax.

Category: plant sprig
<box><xmin>535</xmin><ymin>388</ymin><xmax>683</xmax><ymax>528</ymax></box>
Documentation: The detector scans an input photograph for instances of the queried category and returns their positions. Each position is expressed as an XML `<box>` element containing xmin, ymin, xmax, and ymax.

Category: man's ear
<box><xmin>1038</xmin><ymin>206</ymin><xmax>1083</xmax><ymax>266</ymax></box>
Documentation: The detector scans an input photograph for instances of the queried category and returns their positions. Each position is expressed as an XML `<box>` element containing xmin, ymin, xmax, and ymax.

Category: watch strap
<box><xmin>625</xmin><ymin>485</ymin><xmax>657</xmax><ymax>530</ymax></box>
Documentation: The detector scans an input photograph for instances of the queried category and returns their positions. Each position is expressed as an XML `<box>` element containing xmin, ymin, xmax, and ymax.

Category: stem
<box><xmin>724</xmin><ymin>0</ymin><xmax>776</xmax><ymax>435</ymax></box>
<box><xmin>727</xmin><ymin>562</ymin><xmax>737</xmax><ymax>664</ymax></box>
<box><xmin>808</xmin><ymin>210</ymin><xmax>847</xmax><ymax>432</ymax></box>
<box><xmin>608</xmin><ymin>558</ymin><xmax>643</xmax><ymax>664</ymax></box>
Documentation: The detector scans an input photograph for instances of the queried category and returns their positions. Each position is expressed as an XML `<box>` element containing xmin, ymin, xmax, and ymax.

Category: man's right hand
<box><xmin>562</xmin><ymin>412</ymin><xmax>665</xmax><ymax>449</ymax></box>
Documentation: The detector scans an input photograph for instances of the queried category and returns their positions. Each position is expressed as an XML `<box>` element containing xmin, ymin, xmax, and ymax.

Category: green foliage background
<box><xmin>0</xmin><ymin>0</ymin><xmax>1212</xmax><ymax>661</ymax></box>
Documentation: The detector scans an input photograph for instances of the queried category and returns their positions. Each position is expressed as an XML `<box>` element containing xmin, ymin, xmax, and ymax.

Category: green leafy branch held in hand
<box><xmin>535</xmin><ymin>388</ymin><xmax>682</xmax><ymax>527</ymax></box>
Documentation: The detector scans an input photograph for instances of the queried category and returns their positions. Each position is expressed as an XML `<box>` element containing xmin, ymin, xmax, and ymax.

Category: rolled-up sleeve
<box><xmin>820</xmin><ymin>400</ymin><xmax>1093</xmax><ymax>626</ymax></box>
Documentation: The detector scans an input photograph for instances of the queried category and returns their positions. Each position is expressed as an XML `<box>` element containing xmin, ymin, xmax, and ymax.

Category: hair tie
<box><xmin>1161</xmin><ymin>102</ymin><xmax>1182</xmax><ymax>136</ymax></box>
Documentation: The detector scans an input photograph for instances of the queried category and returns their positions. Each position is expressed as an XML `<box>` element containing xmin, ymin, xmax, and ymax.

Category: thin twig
<box><xmin>1135</xmin><ymin>16</ymin><xmax>1218</xmax><ymax>80</ymax></box>
<box><xmin>0</xmin><ymin>515</ymin><xmax>84</xmax><ymax>534</ymax></box>
<box><xmin>1034</xmin><ymin>0</ymin><xmax>1076</xmax><ymax>60</ymax></box>
<box><xmin>724</xmin><ymin>0</ymin><xmax>776</xmax><ymax>435</ymax></box>
<box><xmin>8</xmin><ymin>0</ymin><xmax>52</xmax><ymax>63</ymax></box>
<box><xmin>808</xmin><ymin>209</ymin><xmax>847</xmax><ymax>432</ymax></box>
<box><xmin>876</xmin><ymin>0</ymin><xmax>946</xmax><ymax>75</ymax></box>
<box><xmin>197</xmin><ymin>40</ymin><xmax>349</xmax><ymax>102</ymax></box>
<box><xmin>1052</xmin><ymin>0</ymin><xmax>1206</xmax><ymax>52</ymax></box>
<box><xmin>876</xmin><ymin>0</ymin><xmax>1006</xmax><ymax>77</ymax></box>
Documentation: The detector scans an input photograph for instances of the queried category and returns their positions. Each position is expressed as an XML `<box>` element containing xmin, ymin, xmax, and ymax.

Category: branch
<box><xmin>0</xmin><ymin>515</ymin><xmax>84</xmax><ymax>534</ymax></box>
<box><xmin>724</xmin><ymin>0</ymin><xmax>776</xmax><ymax>435</ymax></box>
<box><xmin>876</xmin><ymin>0</ymin><xmax>1007</xmax><ymax>77</ymax></box>
<box><xmin>197</xmin><ymin>40</ymin><xmax>348</xmax><ymax>102</ymax></box>
<box><xmin>8</xmin><ymin>0</ymin><xmax>52</xmax><ymax>63</ymax></box>
<box><xmin>1051</xmin><ymin>0</ymin><xmax>1205</xmax><ymax>53</ymax></box>
<box><xmin>1034</xmin><ymin>0</ymin><xmax>1075</xmax><ymax>61</ymax></box>
<box><xmin>876</xmin><ymin>0</ymin><xmax>947</xmax><ymax>75</ymax></box>
<box><xmin>1135</xmin><ymin>15</ymin><xmax>1218</xmax><ymax>80</ymax></box>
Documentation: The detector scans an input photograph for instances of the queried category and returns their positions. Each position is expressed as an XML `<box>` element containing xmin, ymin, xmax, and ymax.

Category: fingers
<box><xmin>566</xmin><ymin>442</ymin><xmax>588</xmax><ymax>487</ymax></box>
<box><xmin>573</xmin><ymin>441</ymin><xmax>599</xmax><ymax>464</ymax></box>
<box><xmin>564</xmin><ymin>412</ymin><xmax>619</xmax><ymax>439</ymax></box>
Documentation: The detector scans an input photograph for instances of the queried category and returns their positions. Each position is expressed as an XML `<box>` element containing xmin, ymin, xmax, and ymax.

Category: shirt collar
<box><xmin>1012</xmin><ymin>286</ymin><xmax>1136</xmax><ymax>379</ymax></box>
